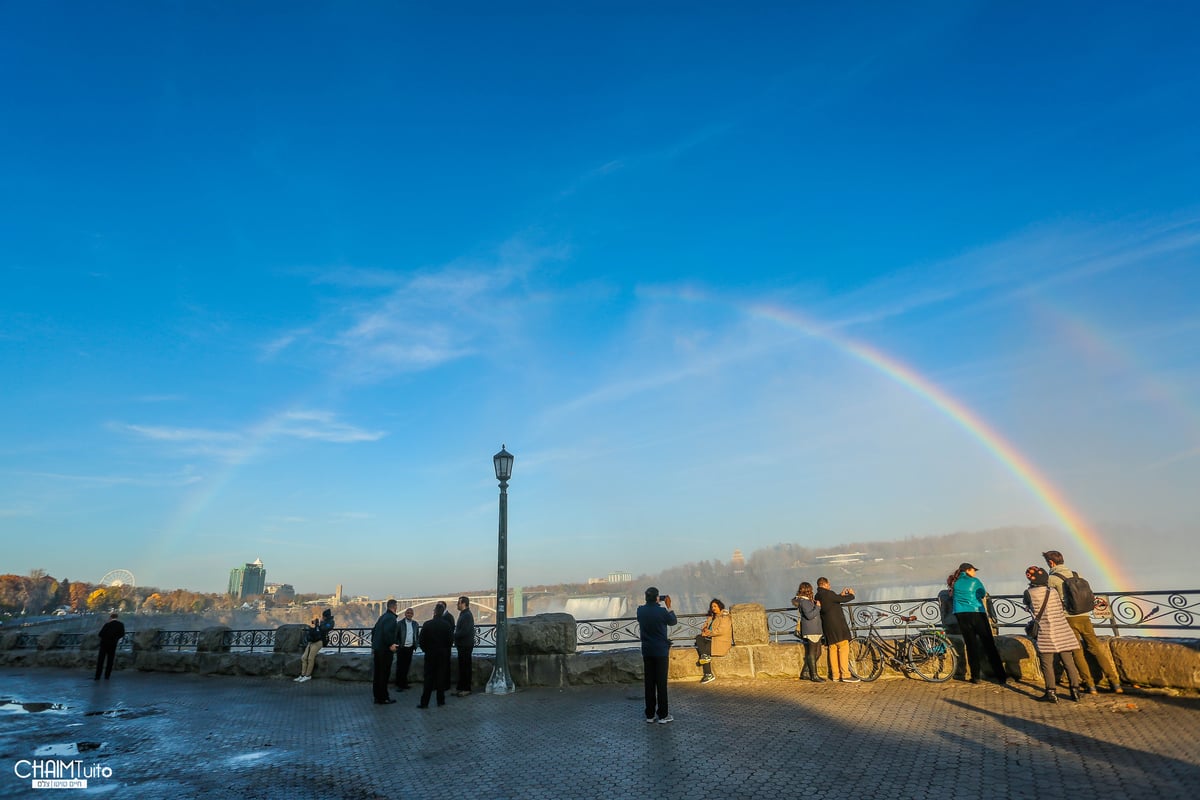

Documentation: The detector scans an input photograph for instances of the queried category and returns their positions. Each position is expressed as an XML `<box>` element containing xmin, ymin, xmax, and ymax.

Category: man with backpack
<box><xmin>1043</xmin><ymin>550</ymin><xmax>1123</xmax><ymax>694</ymax></box>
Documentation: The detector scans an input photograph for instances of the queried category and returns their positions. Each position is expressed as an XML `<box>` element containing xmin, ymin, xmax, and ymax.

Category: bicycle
<box><xmin>847</xmin><ymin>612</ymin><xmax>959</xmax><ymax>682</ymax></box>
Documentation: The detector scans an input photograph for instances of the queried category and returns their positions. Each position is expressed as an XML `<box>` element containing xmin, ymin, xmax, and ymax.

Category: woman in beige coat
<box><xmin>1023</xmin><ymin>566</ymin><xmax>1083</xmax><ymax>703</ymax></box>
<box><xmin>696</xmin><ymin>598</ymin><xmax>733</xmax><ymax>684</ymax></box>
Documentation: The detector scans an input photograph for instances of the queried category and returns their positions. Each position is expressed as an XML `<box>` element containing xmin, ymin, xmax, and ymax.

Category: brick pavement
<box><xmin>1</xmin><ymin>667</ymin><xmax>1197</xmax><ymax>799</ymax></box>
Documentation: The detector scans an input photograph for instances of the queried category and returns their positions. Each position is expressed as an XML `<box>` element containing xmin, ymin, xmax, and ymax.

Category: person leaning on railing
<box><xmin>815</xmin><ymin>577</ymin><xmax>857</xmax><ymax>683</ymax></box>
<box><xmin>952</xmin><ymin>562</ymin><xmax>1008</xmax><ymax>685</ymax></box>
<box><xmin>792</xmin><ymin>582</ymin><xmax>825</xmax><ymax>683</ymax></box>
<box><xmin>1022</xmin><ymin>566</ymin><xmax>1083</xmax><ymax>704</ymax></box>
<box><xmin>1043</xmin><ymin>550</ymin><xmax>1123</xmax><ymax>694</ymax></box>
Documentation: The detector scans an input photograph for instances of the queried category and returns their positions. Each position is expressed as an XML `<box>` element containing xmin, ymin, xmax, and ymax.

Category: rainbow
<box><xmin>1036</xmin><ymin>301</ymin><xmax>1200</xmax><ymax>467</ymax></box>
<box><xmin>148</xmin><ymin>409</ymin><xmax>304</xmax><ymax>567</ymax></box>
<box><xmin>657</xmin><ymin>287</ymin><xmax>1131</xmax><ymax>591</ymax></box>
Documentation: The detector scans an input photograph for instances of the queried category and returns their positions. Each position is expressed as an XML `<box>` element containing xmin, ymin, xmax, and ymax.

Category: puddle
<box><xmin>34</xmin><ymin>742</ymin><xmax>104</xmax><ymax>757</ymax></box>
<box><xmin>0</xmin><ymin>701</ymin><xmax>67</xmax><ymax>714</ymax></box>
<box><xmin>84</xmin><ymin>707</ymin><xmax>163</xmax><ymax>720</ymax></box>
<box><xmin>227</xmin><ymin>752</ymin><xmax>271</xmax><ymax>765</ymax></box>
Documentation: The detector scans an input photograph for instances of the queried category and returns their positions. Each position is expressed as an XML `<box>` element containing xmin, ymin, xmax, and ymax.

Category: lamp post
<box><xmin>486</xmin><ymin>444</ymin><xmax>516</xmax><ymax>694</ymax></box>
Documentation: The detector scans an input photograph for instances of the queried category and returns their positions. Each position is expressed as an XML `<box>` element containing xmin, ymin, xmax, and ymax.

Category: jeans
<box><xmin>300</xmin><ymin>641</ymin><xmax>322</xmax><ymax>677</ymax></box>
<box><xmin>1039</xmin><ymin>650</ymin><xmax>1081</xmax><ymax>692</ymax></box>
<box><xmin>642</xmin><ymin>654</ymin><xmax>670</xmax><ymax>719</ymax></box>
<box><xmin>827</xmin><ymin>639</ymin><xmax>850</xmax><ymax>680</ymax></box>
<box><xmin>1065</xmin><ymin>615</ymin><xmax>1121</xmax><ymax>689</ymax></box>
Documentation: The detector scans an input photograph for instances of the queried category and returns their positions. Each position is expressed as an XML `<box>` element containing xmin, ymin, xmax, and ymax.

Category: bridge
<box><xmin>354</xmin><ymin>589</ymin><xmax>552</xmax><ymax>620</ymax></box>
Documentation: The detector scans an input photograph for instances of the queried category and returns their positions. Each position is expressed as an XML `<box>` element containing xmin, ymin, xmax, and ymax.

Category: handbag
<box><xmin>1025</xmin><ymin>589</ymin><xmax>1050</xmax><ymax>639</ymax></box>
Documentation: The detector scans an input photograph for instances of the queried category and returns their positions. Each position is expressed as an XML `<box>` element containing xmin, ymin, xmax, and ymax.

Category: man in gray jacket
<box><xmin>1043</xmin><ymin>550</ymin><xmax>1123</xmax><ymax>694</ymax></box>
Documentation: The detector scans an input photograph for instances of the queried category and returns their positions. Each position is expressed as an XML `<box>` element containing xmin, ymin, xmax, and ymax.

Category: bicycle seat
<box><xmin>899</xmin><ymin>615</ymin><xmax>917</xmax><ymax>622</ymax></box>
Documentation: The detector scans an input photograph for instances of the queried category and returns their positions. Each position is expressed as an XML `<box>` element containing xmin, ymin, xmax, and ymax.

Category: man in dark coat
<box><xmin>815</xmin><ymin>577</ymin><xmax>857</xmax><ymax>683</ymax></box>
<box><xmin>95</xmin><ymin>612</ymin><xmax>125</xmax><ymax>680</ymax></box>
<box><xmin>371</xmin><ymin>599</ymin><xmax>399</xmax><ymax>704</ymax></box>
<box><xmin>417</xmin><ymin>602</ymin><xmax>454</xmax><ymax>708</ymax></box>
<box><xmin>394</xmin><ymin>607</ymin><xmax>420</xmax><ymax>691</ymax></box>
<box><xmin>453</xmin><ymin>596</ymin><xmax>476</xmax><ymax>697</ymax></box>
<box><xmin>637</xmin><ymin>587</ymin><xmax>677</xmax><ymax>723</ymax></box>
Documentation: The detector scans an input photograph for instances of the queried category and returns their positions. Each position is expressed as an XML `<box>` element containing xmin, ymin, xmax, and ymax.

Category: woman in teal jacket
<box><xmin>952</xmin><ymin>563</ymin><xmax>1008</xmax><ymax>684</ymax></box>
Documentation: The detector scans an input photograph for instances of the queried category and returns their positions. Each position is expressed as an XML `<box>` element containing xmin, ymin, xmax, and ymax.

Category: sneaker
<box><xmin>656</xmin><ymin>715</ymin><xmax>674</xmax><ymax>724</ymax></box>
<box><xmin>299</xmin><ymin>676</ymin><xmax>311</xmax><ymax>683</ymax></box>
<box><xmin>700</xmin><ymin>674</ymin><xmax>716</xmax><ymax>684</ymax></box>
<box><xmin>645</xmin><ymin>716</ymin><xmax>657</xmax><ymax>723</ymax></box>
<box><xmin>293</xmin><ymin>676</ymin><xmax>303</xmax><ymax>682</ymax></box>
<box><xmin>698</xmin><ymin>657</ymin><xmax>711</xmax><ymax>665</ymax></box>
<box><xmin>841</xmin><ymin>678</ymin><xmax>861</xmax><ymax>683</ymax></box>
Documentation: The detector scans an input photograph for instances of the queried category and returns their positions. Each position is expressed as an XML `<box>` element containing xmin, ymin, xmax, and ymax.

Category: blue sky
<box><xmin>2</xmin><ymin>3</ymin><xmax>1197</xmax><ymax>597</ymax></box>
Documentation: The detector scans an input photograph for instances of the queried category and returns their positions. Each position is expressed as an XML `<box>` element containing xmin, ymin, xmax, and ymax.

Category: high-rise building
<box><xmin>228</xmin><ymin>558</ymin><xmax>267</xmax><ymax>599</ymax></box>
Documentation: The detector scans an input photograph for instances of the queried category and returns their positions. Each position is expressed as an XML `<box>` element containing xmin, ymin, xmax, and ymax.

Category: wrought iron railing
<box><xmin>576</xmin><ymin>613</ymin><xmax>710</xmax><ymax>649</ymax></box>
<box><xmin>763</xmin><ymin>590</ymin><xmax>1200</xmax><ymax>640</ymax></box>
<box><xmin>6</xmin><ymin>590</ymin><xmax>1196</xmax><ymax>652</ymax></box>
<box><xmin>155</xmin><ymin>630</ymin><xmax>200</xmax><ymax>651</ymax></box>
<box><xmin>324</xmin><ymin>627</ymin><xmax>495</xmax><ymax>653</ymax></box>
<box><xmin>325</xmin><ymin>628</ymin><xmax>372</xmax><ymax>652</ymax></box>
<box><xmin>224</xmin><ymin>629</ymin><xmax>275</xmax><ymax>652</ymax></box>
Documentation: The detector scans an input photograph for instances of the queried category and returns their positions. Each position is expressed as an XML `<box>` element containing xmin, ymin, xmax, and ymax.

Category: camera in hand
<box><xmin>660</xmin><ymin>594</ymin><xmax>670</xmax><ymax>602</ymax></box>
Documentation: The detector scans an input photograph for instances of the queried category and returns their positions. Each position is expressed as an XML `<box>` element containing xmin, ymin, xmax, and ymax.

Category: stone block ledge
<box><xmin>1</xmin><ymin>625</ymin><xmax>1197</xmax><ymax>692</ymax></box>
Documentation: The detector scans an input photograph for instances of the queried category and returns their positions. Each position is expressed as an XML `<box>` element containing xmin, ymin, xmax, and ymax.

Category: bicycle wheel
<box><xmin>848</xmin><ymin>637</ymin><xmax>883</xmax><ymax>682</ymax></box>
<box><xmin>908</xmin><ymin>633</ymin><xmax>958</xmax><ymax>682</ymax></box>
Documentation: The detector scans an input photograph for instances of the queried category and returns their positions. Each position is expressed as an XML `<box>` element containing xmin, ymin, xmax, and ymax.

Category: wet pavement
<box><xmin>1</xmin><ymin>666</ymin><xmax>1198</xmax><ymax>798</ymax></box>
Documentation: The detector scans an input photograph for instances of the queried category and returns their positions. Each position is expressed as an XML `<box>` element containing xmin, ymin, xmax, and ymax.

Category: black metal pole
<box><xmin>487</xmin><ymin>473</ymin><xmax>515</xmax><ymax>693</ymax></box>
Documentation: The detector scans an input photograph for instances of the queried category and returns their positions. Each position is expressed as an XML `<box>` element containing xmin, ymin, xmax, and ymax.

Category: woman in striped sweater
<box><xmin>1023</xmin><ymin>566</ymin><xmax>1084</xmax><ymax>703</ymax></box>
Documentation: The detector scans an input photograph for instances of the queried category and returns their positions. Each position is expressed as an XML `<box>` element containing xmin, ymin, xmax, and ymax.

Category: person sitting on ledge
<box><xmin>695</xmin><ymin>598</ymin><xmax>732</xmax><ymax>684</ymax></box>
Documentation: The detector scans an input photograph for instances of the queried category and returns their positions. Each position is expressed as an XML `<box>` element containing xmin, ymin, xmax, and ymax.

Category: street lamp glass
<box><xmin>493</xmin><ymin>445</ymin><xmax>514</xmax><ymax>481</ymax></box>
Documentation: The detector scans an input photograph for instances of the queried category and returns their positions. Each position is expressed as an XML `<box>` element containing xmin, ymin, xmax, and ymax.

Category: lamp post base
<box><xmin>485</xmin><ymin>665</ymin><xmax>516</xmax><ymax>694</ymax></box>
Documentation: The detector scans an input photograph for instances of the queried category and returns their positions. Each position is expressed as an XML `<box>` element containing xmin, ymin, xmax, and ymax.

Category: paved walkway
<box><xmin>1</xmin><ymin>667</ymin><xmax>1197</xmax><ymax>799</ymax></box>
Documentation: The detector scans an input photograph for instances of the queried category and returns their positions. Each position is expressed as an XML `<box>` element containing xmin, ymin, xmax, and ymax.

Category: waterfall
<box><xmin>564</xmin><ymin>596</ymin><xmax>629</xmax><ymax>619</ymax></box>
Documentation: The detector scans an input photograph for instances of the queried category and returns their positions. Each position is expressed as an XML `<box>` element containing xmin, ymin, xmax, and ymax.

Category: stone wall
<box><xmin>2</xmin><ymin>609</ymin><xmax>1198</xmax><ymax>693</ymax></box>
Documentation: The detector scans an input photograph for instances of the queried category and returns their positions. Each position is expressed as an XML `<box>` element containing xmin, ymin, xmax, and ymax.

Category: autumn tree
<box><xmin>87</xmin><ymin>588</ymin><xmax>109</xmax><ymax>612</ymax></box>
<box><xmin>69</xmin><ymin>582</ymin><xmax>91</xmax><ymax>611</ymax></box>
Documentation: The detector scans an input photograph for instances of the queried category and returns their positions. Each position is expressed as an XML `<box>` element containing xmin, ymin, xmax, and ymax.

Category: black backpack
<box><xmin>1060</xmin><ymin>571</ymin><xmax>1095</xmax><ymax>615</ymax></box>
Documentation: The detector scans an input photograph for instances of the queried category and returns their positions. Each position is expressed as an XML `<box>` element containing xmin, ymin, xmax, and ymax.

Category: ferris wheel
<box><xmin>100</xmin><ymin>569</ymin><xmax>135</xmax><ymax>589</ymax></box>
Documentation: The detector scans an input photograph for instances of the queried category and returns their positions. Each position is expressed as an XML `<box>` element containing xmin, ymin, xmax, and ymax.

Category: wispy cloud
<box><xmin>274</xmin><ymin>411</ymin><xmax>386</xmax><ymax>443</ymax></box>
<box><xmin>11</xmin><ymin>469</ymin><xmax>203</xmax><ymax>488</ymax></box>
<box><xmin>121</xmin><ymin>424</ymin><xmax>240</xmax><ymax>443</ymax></box>
<box><xmin>260</xmin><ymin>328</ymin><xmax>311</xmax><ymax>359</ymax></box>
<box><xmin>823</xmin><ymin>215</ymin><xmax>1200</xmax><ymax>330</ymax></box>
<box><xmin>116</xmin><ymin>409</ymin><xmax>386</xmax><ymax>460</ymax></box>
<box><xmin>293</xmin><ymin>237</ymin><xmax>570</xmax><ymax>381</ymax></box>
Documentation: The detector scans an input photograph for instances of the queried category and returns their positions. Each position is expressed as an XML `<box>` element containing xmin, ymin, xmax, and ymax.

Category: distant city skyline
<box><xmin>3</xmin><ymin>5</ymin><xmax>1198</xmax><ymax>596</ymax></box>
